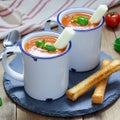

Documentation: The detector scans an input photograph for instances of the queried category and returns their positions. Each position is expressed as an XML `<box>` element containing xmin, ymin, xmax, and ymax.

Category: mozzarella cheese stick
<box><xmin>66</xmin><ymin>59</ymin><xmax>120</xmax><ymax>101</ymax></box>
<box><xmin>90</xmin><ymin>5</ymin><xmax>108</xmax><ymax>24</ymax></box>
<box><xmin>92</xmin><ymin>59</ymin><xmax>111</xmax><ymax>104</ymax></box>
<box><xmin>54</xmin><ymin>27</ymin><xmax>75</xmax><ymax>49</ymax></box>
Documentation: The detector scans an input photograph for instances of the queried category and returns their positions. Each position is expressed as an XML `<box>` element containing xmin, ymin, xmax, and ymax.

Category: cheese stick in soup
<box><xmin>24</xmin><ymin>36</ymin><xmax>66</xmax><ymax>58</ymax></box>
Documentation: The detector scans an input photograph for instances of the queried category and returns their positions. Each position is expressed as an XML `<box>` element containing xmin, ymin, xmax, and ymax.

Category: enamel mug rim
<box><xmin>2</xmin><ymin>30</ymin><xmax>72</xmax><ymax>100</ymax></box>
<box><xmin>57</xmin><ymin>7</ymin><xmax>104</xmax><ymax>32</ymax></box>
<box><xmin>19</xmin><ymin>31</ymin><xmax>72</xmax><ymax>59</ymax></box>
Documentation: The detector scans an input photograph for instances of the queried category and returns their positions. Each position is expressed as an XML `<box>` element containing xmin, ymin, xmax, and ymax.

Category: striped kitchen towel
<box><xmin>0</xmin><ymin>0</ymin><xmax>120</xmax><ymax>40</ymax></box>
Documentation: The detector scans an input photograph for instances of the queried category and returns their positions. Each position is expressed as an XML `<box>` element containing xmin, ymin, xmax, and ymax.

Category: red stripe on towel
<box><xmin>82</xmin><ymin>0</ymin><xmax>97</xmax><ymax>8</ymax></box>
<box><xmin>0</xmin><ymin>0</ymin><xmax>23</xmax><ymax>17</ymax></box>
<box><xmin>64</xmin><ymin>0</ymin><xmax>77</xmax><ymax>8</ymax></box>
<box><xmin>108</xmin><ymin>0</ymin><xmax>116</xmax><ymax>8</ymax></box>
<box><xmin>86</xmin><ymin>0</ymin><xmax>97</xmax><ymax>8</ymax></box>
<box><xmin>14</xmin><ymin>0</ymin><xmax>23</xmax><ymax>9</ymax></box>
<box><xmin>21</xmin><ymin>0</ymin><xmax>71</xmax><ymax>34</ymax></box>
<box><xmin>48</xmin><ymin>0</ymin><xmax>72</xmax><ymax>17</ymax></box>
<box><xmin>0</xmin><ymin>0</ymin><xmax>48</xmax><ymax>31</ymax></box>
<box><xmin>23</xmin><ymin>0</ymin><xmax>50</xmax><ymax>20</ymax></box>
<box><xmin>38</xmin><ymin>0</ymin><xmax>77</xmax><ymax>31</ymax></box>
<box><xmin>82</xmin><ymin>0</ymin><xmax>93</xmax><ymax>7</ymax></box>
<box><xmin>0</xmin><ymin>25</ymin><xmax>20</xmax><ymax>29</ymax></box>
<box><xmin>40</xmin><ymin>0</ymin><xmax>74</xmax><ymax>25</ymax></box>
<box><xmin>22</xmin><ymin>0</ymin><xmax>43</xmax><ymax>19</ymax></box>
<box><xmin>0</xmin><ymin>0</ymin><xmax>16</xmax><ymax>12</ymax></box>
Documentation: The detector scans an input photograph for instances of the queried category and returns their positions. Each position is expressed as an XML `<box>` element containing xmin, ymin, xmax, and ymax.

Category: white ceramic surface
<box><xmin>2</xmin><ymin>31</ymin><xmax>71</xmax><ymax>101</ymax></box>
<box><xmin>45</xmin><ymin>7</ymin><xmax>104</xmax><ymax>72</ymax></box>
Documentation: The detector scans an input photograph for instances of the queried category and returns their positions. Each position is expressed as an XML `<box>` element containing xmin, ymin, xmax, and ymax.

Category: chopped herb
<box><xmin>41</xmin><ymin>40</ymin><xmax>46</xmax><ymax>49</ymax></box>
<box><xmin>35</xmin><ymin>40</ymin><xmax>56</xmax><ymax>52</ymax></box>
<box><xmin>35</xmin><ymin>40</ymin><xmax>42</xmax><ymax>47</ymax></box>
<box><xmin>114</xmin><ymin>38</ymin><xmax>120</xmax><ymax>52</ymax></box>
<box><xmin>72</xmin><ymin>16</ymin><xmax>88</xmax><ymax>26</ymax></box>
<box><xmin>45</xmin><ymin>44</ymin><xmax>56</xmax><ymax>51</ymax></box>
<box><xmin>0</xmin><ymin>97</ymin><xmax>3</xmax><ymax>106</ymax></box>
<box><xmin>35</xmin><ymin>40</ymin><xmax>45</xmax><ymax>49</ymax></box>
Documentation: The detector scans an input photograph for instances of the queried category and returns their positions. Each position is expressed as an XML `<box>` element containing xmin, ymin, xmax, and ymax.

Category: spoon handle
<box><xmin>0</xmin><ymin>48</ymin><xmax>11</xmax><ymax>60</ymax></box>
<box><xmin>0</xmin><ymin>51</ymin><xmax>4</xmax><ymax>59</ymax></box>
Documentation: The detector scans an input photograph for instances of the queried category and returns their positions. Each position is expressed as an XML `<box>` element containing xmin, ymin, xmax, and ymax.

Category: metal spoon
<box><xmin>0</xmin><ymin>30</ymin><xmax>21</xmax><ymax>59</ymax></box>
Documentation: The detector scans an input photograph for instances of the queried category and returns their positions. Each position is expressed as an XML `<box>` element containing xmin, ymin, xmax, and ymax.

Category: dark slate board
<box><xmin>3</xmin><ymin>52</ymin><xmax>120</xmax><ymax>117</ymax></box>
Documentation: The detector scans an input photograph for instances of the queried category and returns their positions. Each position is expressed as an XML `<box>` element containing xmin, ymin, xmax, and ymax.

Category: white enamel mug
<box><xmin>2</xmin><ymin>31</ymin><xmax>71</xmax><ymax>101</ymax></box>
<box><xmin>45</xmin><ymin>7</ymin><xmax>104</xmax><ymax>72</ymax></box>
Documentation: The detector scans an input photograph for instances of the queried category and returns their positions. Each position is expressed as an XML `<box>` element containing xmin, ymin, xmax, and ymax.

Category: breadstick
<box><xmin>66</xmin><ymin>59</ymin><xmax>120</xmax><ymax>101</ymax></box>
<box><xmin>92</xmin><ymin>59</ymin><xmax>111</xmax><ymax>104</ymax></box>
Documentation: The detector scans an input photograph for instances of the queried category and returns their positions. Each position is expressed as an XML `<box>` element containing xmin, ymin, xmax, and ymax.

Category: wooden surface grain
<box><xmin>0</xmin><ymin>5</ymin><xmax>120</xmax><ymax>120</ymax></box>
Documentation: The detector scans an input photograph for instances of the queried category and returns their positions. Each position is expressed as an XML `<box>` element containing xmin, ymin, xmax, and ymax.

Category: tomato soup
<box><xmin>62</xmin><ymin>12</ymin><xmax>99</xmax><ymax>30</ymax></box>
<box><xmin>24</xmin><ymin>36</ymin><xmax>66</xmax><ymax>57</ymax></box>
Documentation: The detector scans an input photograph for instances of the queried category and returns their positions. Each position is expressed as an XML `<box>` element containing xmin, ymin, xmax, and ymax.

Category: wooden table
<box><xmin>0</xmin><ymin>5</ymin><xmax>120</xmax><ymax>120</ymax></box>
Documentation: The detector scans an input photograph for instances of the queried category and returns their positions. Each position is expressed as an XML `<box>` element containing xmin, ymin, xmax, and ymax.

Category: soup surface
<box><xmin>62</xmin><ymin>12</ymin><xmax>99</xmax><ymax>30</ymax></box>
<box><xmin>24</xmin><ymin>36</ymin><xmax>66</xmax><ymax>57</ymax></box>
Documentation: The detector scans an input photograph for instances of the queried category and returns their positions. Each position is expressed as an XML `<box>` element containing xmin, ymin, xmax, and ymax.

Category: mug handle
<box><xmin>44</xmin><ymin>17</ymin><xmax>63</xmax><ymax>33</ymax></box>
<box><xmin>2</xmin><ymin>46</ymin><xmax>24</xmax><ymax>81</ymax></box>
